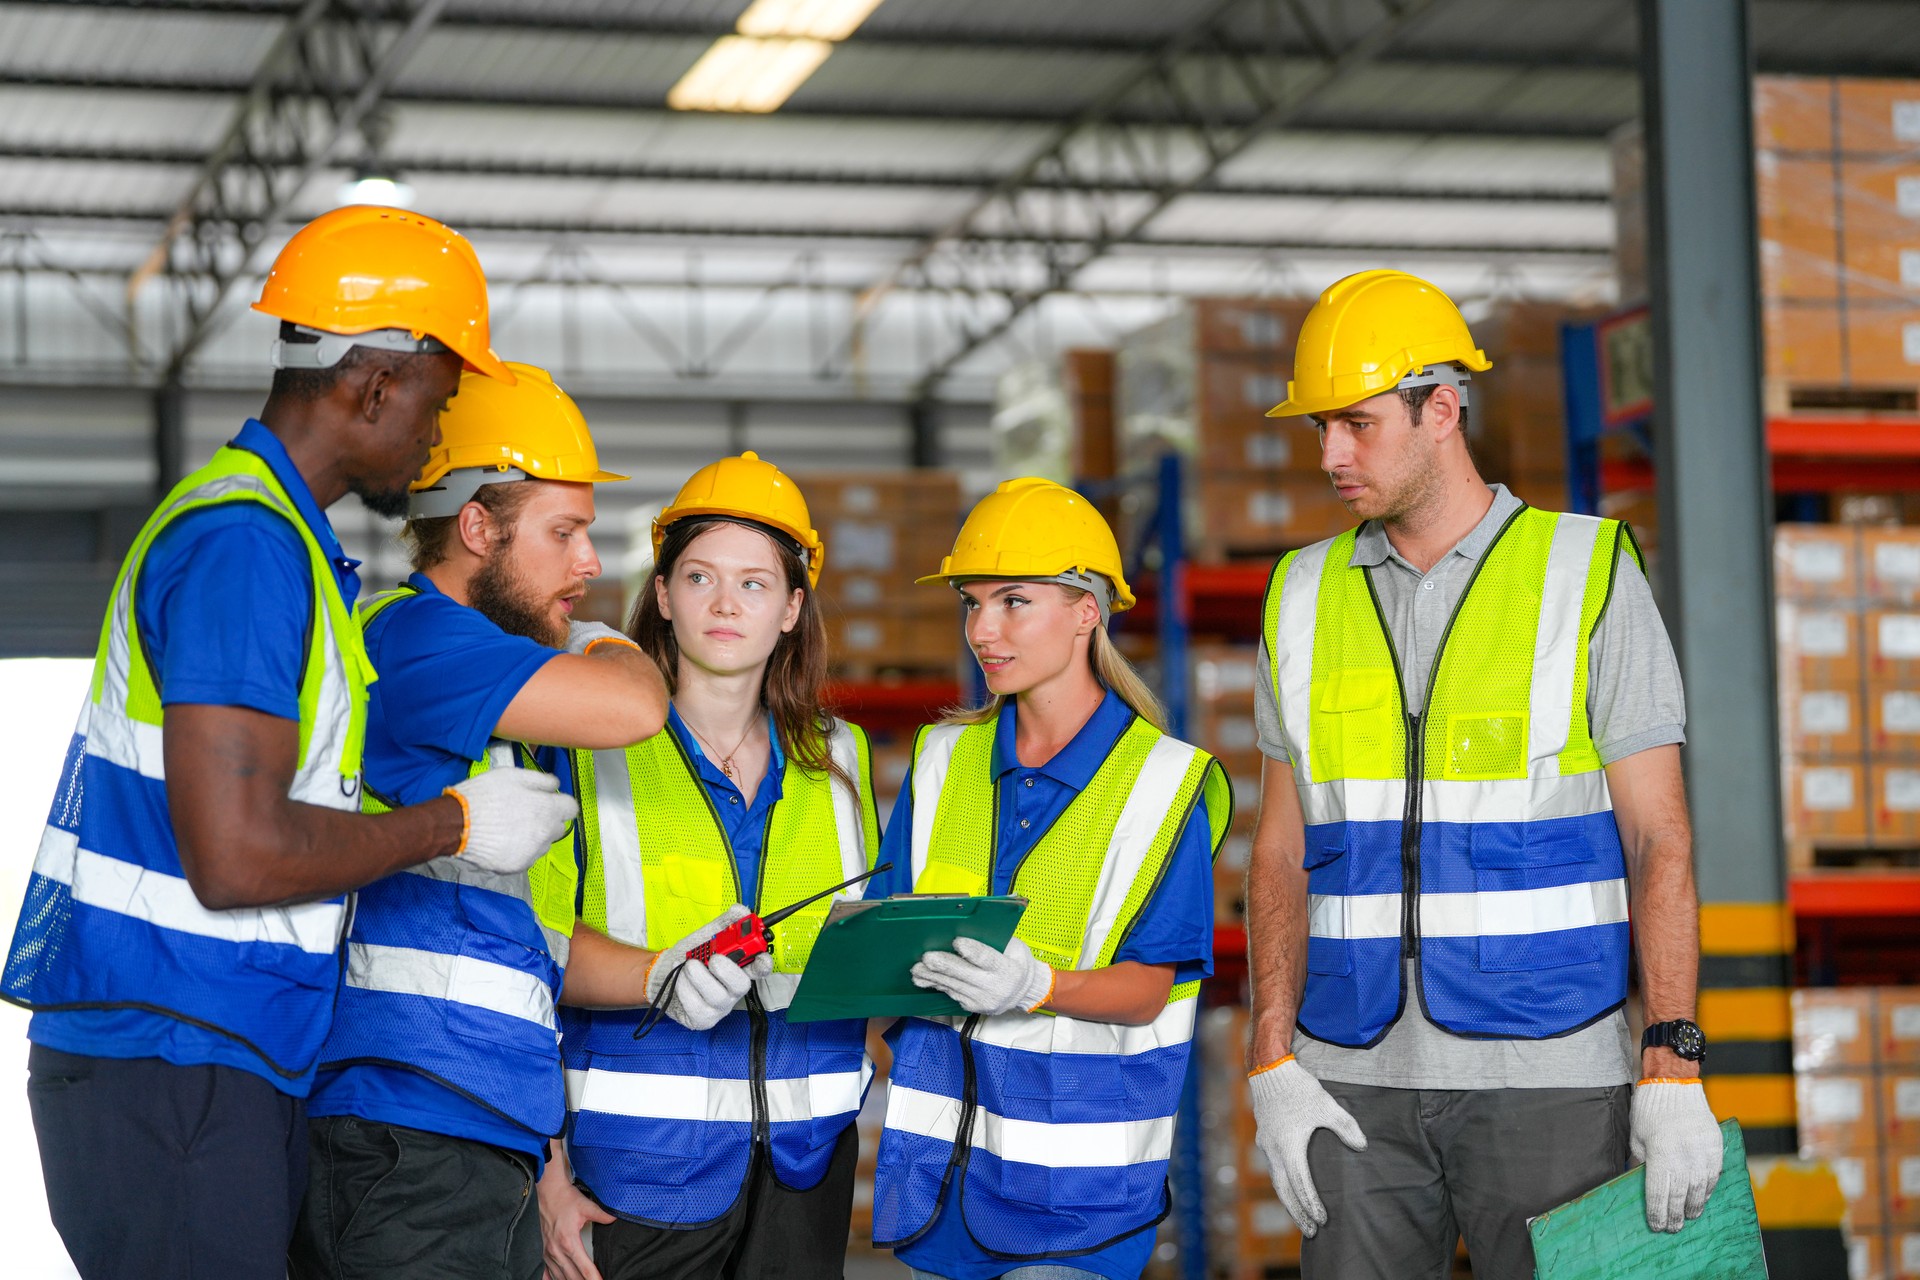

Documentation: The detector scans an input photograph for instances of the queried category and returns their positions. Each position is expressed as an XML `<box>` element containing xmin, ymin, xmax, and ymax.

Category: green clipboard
<box><xmin>1528</xmin><ymin>1119</ymin><xmax>1767</xmax><ymax>1279</ymax></box>
<box><xmin>783</xmin><ymin>894</ymin><xmax>1029</xmax><ymax>1023</ymax></box>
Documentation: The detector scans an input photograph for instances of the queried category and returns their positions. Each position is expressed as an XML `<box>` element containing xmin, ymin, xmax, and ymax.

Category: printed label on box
<box><xmin>1884</xmin><ymin>614</ymin><xmax>1920</xmax><ymax>658</ymax></box>
<box><xmin>1832</xmin><ymin>1155</ymin><xmax>1868</xmax><ymax>1200</ymax></box>
<box><xmin>841</xmin><ymin>578</ymin><xmax>883</xmax><ymax>607</ymax></box>
<box><xmin>1806</xmin><ymin>767</ymin><xmax>1857</xmax><ymax>811</ymax></box>
<box><xmin>1886</xmin><ymin>770</ymin><xmax>1920</xmax><ymax>813</ymax></box>
<box><xmin>1214</xmin><ymin>715</ymin><xmax>1258</xmax><ymax>752</ymax></box>
<box><xmin>1803</xmin><ymin>691</ymin><xmax>1853</xmax><ymax>735</ymax></box>
<box><xmin>1887</xmin><ymin>692</ymin><xmax>1920</xmax><ymax>734</ymax></box>
<box><xmin>1903</xmin><ymin>1232</ymin><xmax>1920</xmax><ymax>1271</ymax></box>
<box><xmin>1908</xmin><ymin>322</ymin><xmax>1920</xmax><ymax>367</ymax></box>
<box><xmin>1247</xmin><ymin>492</ymin><xmax>1293</xmax><ymax>527</ymax></box>
<box><xmin>1901</xmin><ymin>175</ymin><xmax>1920</xmax><ymax>218</ymax></box>
<box><xmin>844</xmin><ymin>620</ymin><xmax>882</xmax><ymax>652</ymax></box>
<box><xmin>1794</xmin><ymin>542</ymin><xmax>1849</xmax><ymax>583</ymax></box>
<box><xmin>1900</xmin><ymin>1155</ymin><xmax>1920</xmax><ymax>1196</ymax></box>
<box><xmin>1805</xmin><ymin>1005</ymin><xmax>1864</xmax><ymax>1042</ymax></box>
<box><xmin>1239</xmin><ymin>372</ymin><xmax>1287</xmax><ymax>409</ymax></box>
<box><xmin>1898</xmin><ymin>100</ymin><xmax>1920</xmax><ymax>142</ymax></box>
<box><xmin>1898</xmin><ymin>1078</ymin><xmax>1920</xmax><ymax>1118</ymax></box>
<box><xmin>1907</xmin><ymin>248</ymin><xmax>1920</xmax><ymax>291</ymax></box>
<box><xmin>1800</xmin><ymin>612</ymin><xmax>1850</xmax><ymax>656</ymax></box>
<box><xmin>840</xmin><ymin>485</ymin><xmax>880</xmax><ymax>516</ymax></box>
<box><xmin>1245</xmin><ymin>434</ymin><xmax>1294</xmax><ymax>468</ymax></box>
<box><xmin>1879</xmin><ymin>543</ymin><xmax>1920</xmax><ymax>586</ymax></box>
<box><xmin>1807</xmin><ymin>1076</ymin><xmax>1867</xmax><ymax>1121</ymax></box>
<box><xmin>1853</xmin><ymin>1237</ymin><xmax>1868</xmax><ymax>1278</ymax></box>
<box><xmin>1893</xmin><ymin>1006</ymin><xmax>1920</xmax><ymax>1041</ymax></box>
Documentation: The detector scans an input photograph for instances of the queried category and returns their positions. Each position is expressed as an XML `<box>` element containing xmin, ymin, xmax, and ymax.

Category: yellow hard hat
<box><xmin>653</xmin><ymin>452</ymin><xmax>825</xmax><ymax>588</ymax></box>
<box><xmin>408</xmin><ymin>362</ymin><xmax>625</xmax><ymax>518</ymax></box>
<box><xmin>1266</xmin><ymin>269</ymin><xmax>1491</xmax><ymax>419</ymax></box>
<box><xmin>254</xmin><ymin>205</ymin><xmax>514</xmax><ymax>385</ymax></box>
<box><xmin>917</xmin><ymin>477</ymin><xmax>1135</xmax><ymax>614</ymax></box>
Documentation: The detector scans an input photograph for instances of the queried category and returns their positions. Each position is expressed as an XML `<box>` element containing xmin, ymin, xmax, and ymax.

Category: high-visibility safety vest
<box><xmin>311</xmin><ymin>585</ymin><xmax>581</xmax><ymax>1139</ymax></box>
<box><xmin>1264</xmin><ymin>506</ymin><xmax>1636</xmax><ymax>1048</ymax></box>
<box><xmin>872</xmin><ymin>713</ymin><xmax>1231</xmax><ymax>1259</ymax></box>
<box><xmin>562</xmin><ymin>719</ymin><xmax>880</xmax><ymax>1226</ymax></box>
<box><xmin>1</xmin><ymin>445</ymin><xmax>373</xmax><ymax>1088</ymax></box>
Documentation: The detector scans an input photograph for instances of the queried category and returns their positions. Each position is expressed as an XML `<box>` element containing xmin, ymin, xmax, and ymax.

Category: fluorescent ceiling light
<box><xmin>337</xmin><ymin>174</ymin><xmax>415</xmax><ymax>208</ymax></box>
<box><xmin>735</xmin><ymin>0</ymin><xmax>887</xmax><ymax>41</ymax></box>
<box><xmin>667</xmin><ymin>35</ymin><xmax>833</xmax><ymax>113</ymax></box>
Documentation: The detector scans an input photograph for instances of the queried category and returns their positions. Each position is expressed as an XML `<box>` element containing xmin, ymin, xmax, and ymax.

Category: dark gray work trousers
<box><xmin>288</xmin><ymin>1116</ymin><xmax>543</xmax><ymax>1280</ymax></box>
<box><xmin>1300</xmin><ymin>1081</ymin><xmax>1631</xmax><ymax>1280</ymax></box>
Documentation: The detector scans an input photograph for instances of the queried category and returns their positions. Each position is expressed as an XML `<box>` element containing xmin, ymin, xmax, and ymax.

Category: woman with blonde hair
<box><xmin>537</xmin><ymin>453</ymin><xmax>881</xmax><ymax>1280</ymax></box>
<box><xmin>866</xmin><ymin>477</ymin><xmax>1231</xmax><ymax>1280</ymax></box>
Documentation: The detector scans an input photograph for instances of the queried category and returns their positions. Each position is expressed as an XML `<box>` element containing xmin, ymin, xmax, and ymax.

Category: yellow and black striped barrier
<box><xmin>1698</xmin><ymin>903</ymin><xmax>1797</xmax><ymax>1157</ymax></box>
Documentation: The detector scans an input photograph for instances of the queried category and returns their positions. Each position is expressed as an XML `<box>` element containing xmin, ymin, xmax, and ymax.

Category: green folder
<box><xmin>783</xmin><ymin>894</ymin><xmax>1029</xmax><ymax>1023</ymax></box>
<box><xmin>1528</xmin><ymin>1119</ymin><xmax>1766</xmax><ymax>1279</ymax></box>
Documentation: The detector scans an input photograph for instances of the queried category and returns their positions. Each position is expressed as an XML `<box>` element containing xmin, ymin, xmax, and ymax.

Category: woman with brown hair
<box><xmin>536</xmin><ymin>453</ymin><xmax>881</xmax><ymax>1280</ymax></box>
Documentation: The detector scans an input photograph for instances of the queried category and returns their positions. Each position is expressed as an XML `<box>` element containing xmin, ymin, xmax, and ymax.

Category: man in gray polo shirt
<box><xmin>1243</xmin><ymin>270</ymin><xmax>1723</xmax><ymax>1278</ymax></box>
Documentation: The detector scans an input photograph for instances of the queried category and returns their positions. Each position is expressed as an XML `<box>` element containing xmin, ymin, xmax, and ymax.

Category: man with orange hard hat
<box><xmin>3</xmin><ymin>207</ymin><xmax>576</xmax><ymax>1280</ymax></box>
<box><xmin>1243</xmin><ymin>270</ymin><xmax>1722</xmax><ymax>1277</ymax></box>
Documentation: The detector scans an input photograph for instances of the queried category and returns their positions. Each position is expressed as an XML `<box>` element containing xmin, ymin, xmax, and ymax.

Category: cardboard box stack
<box><xmin>1116</xmin><ymin>297</ymin><xmax>1342</xmax><ymax>560</ymax></box>
<box><xmin>1200</xmin><ymin>1006</ymin><xmax>1303</xmax><ymax>1279</ymax></box>
<box><xmin>791</xmin><ymin>471</ymin><xmax>965</xmax><ymax>681</ymax></box>
<box><xmin>1468</xmin><ymin>300</ymin><xmax>1600</xmax><ymax>510</ymax></box>
<box><xmin>1778</xmin><ymin>524</ymin><xmax>1920</xmax><ymax>860</ymax></box>
<box><xmin>1752</xmin><ymin>77</ymin><xmax>1920</xmax><ymax>401</ymax></box>
<box><xmin>1794</xmin><ymin>988</ymin><xmax>1920</xmax><ymax>1278</ymax></box>
<box><xmin>1193</xmin><ymin>643</ymin><xmax>1263</xmax><ymax>931</ymax></box>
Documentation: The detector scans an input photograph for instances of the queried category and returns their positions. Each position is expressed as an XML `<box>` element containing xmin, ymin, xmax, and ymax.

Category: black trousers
<box><xmin>592</xmin><ymin>1123</ymin><xmax>860</xmax><ymax>1280</ymax></box>
<box><xmin>289</xmin><ymin>1116</ymin><xmax>542</xmax><ymax>1280</ymax></box>
<box><xmin>26</xmin><ymin>1044</ymin><xmax>308</xmax><ymax>1280</ymax></box>
<box><xmin>1301</xmin><ymin>1081</ymin><xmax>1632</xmax><ymax>1280</ymax></box>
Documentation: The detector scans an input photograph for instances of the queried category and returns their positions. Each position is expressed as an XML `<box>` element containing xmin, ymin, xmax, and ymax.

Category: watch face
<box><xmin>1668</xmin><ymin>1020</ymin><xmax>1706</xmax><ymax>1060</ymax></box>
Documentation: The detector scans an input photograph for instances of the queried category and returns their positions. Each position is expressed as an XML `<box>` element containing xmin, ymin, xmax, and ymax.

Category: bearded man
<box><xmin>289</xmin><ymin>363</ymin><xmax>679</xmax><ymax>1280</ymax></box>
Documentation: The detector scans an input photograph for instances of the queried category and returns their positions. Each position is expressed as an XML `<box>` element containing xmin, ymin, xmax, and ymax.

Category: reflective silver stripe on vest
<box><xmin>1079</xmin><ymin>736</ymin><xmax>1198</xmax><ymax>967</ymax></box>
<box><xmin>967</xmin><ymin>994</ymin><xmax>1197</xmax><ymax>1058</ymax></box>
<box><xmin>566</xmin><ymin>1058</ymin><xmax>873</xmax><ymax>1122</ymax></box>
<box><xmin>907</xmin><ymin>723</ymin><xmax>967</xmax><ymax>877</ymax></box>
<box><xmin>1271</xmin><ymin>539</ymin><xmax>1334</xmax><ymax>783</ymax></box>
<box><xmin>1297</xmin><ymin>772</ymin><xmax>1614</xmax><ymax>827</ymax></box>
<box><xmin>885</xmin><ymin>1084</ymin><xmax>1175</xmax><ymax>1169</ymax></box>
<box><xmin>1308</xmin><ymin>879</ymin><xmax>1631</xmax><ymax>940</ymax></box>
<box><xmin>345</xmin><ymin>941</ymin><xmax>557</xmax><ymax>1029</ymax></box>
<box><xmin>36</xmin><ymin>826</ymin><xmax>344</xmax><ymax>954</ymax></box>
<box><xmin>1527</xmin><ymin>514</ymin><xmax>1605</xmax><ymax>766</ymax></box>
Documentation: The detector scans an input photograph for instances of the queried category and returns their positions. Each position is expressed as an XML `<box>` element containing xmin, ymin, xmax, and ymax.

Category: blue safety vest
<box><xmin>311</xmin><ymin>585</ymin><xmax>580</xmax><ymax>1141</ymax></box>
<box><xmin>1264</xmin><ymin>506</ymin><xmax>1635</xmax><ymax>1046</ymax></box>
<box><xmin>872</xmin><ymin>714</ymin><xmax>1230</xmax><ymax>1259</ymax></box>
<box><xmin>1</xmin><ymin>447</ymin><xmax>372</xmax><ymax>1089</ymax></box>
<box><xmin>562</xmin><ymin>720</ymin><xmax>880</xmax><ymax>1226</ymax></box>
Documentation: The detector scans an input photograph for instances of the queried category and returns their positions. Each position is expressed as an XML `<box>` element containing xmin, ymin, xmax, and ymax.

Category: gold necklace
<box><xmin>685</xmin><ymin>716</ymin><xmax>760</xmax><ymax>782</ymax></box>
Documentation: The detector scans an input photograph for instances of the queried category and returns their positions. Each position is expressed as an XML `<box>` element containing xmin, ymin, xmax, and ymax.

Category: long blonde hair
<box><xmin>942</xmin><ymin>586</ymin><xmax>1167</xmax><ymax>732</ymax></box>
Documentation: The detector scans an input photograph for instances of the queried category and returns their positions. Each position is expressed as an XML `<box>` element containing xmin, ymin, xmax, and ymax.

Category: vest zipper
<box><xmin>1398</xmin><ymin>712</ymin><xmax>1422</xmax><ymax>961</ymax></box>
<box><xmin>746</xmin><ymin>986</ymin><xmax>771</xmax><ymax>1147</ymax></box>
<box><xmin>951</xmin><ymin>1014</ymin><xmax>983</xmax><ymax>1177</ymax></box>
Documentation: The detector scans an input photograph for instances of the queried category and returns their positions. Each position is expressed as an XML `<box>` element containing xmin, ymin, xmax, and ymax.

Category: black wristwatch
<box><xmin>1642</xmin><ymin>1019</ymin><xmax>1707</xmax><ymax>1063</ymax></box>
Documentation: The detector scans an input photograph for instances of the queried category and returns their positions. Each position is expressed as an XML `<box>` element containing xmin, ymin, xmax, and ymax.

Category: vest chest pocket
<box><xmin>1309</xmin><ymin>668</ymin><xmax>1399</xmax><ymax>780</ymax></box>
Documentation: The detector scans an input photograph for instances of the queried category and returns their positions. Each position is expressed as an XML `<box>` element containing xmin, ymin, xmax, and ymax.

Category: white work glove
<box><xmin>1248</xmin><ymin>1057</ymin><xmax>1368</xmax><ymax>1237</ymax></box>
<box><xmin>566</xmin><ymin>620</ymin><xmax>638</xmax><ymax>656</ymax></box>
<box><xmin>910</xmin><ymin>936</ymin><xmax>1053</xmax><ymax>1016</ymax></box>
<box><xmin>645</xmin><ymin>905</ymin><xmax>772</xmax><ymax>1032</ymax></box>
<box><xmin>444</xmin><ymin>764</ymin><xmax>579</xmax><ymax>877</ymax></box>
<box><xmin>1631</xmin><ymin>1080</ymin><xmax>1722</xmax><ymax>1232</ymax></box>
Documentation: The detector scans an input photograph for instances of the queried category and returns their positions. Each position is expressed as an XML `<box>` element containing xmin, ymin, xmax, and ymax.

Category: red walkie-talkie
<box><xmin>683</xmin><ymin>861</ymin><xmax>892</xmax><ymax>968</ymax></box>
<box><xmin>635</xmin><ymin>862</ymin><xmax>892</xmax><ymax>1038</ymax></box>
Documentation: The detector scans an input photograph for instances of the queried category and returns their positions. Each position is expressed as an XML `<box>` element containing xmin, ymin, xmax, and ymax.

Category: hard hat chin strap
<box><xmin>273</xmin><ymin>323</ymin><xmax>452</xmax><ymax>371</ymax></box>
<box><xmin>407</xmin><ymin>467</ymin><xmax>530</xmax><ymax>520</ymax></box>
<box><xmin>1395</xmin><ymin>362</ymin><xmax>1472</xmax><ymax>410</ymax></box>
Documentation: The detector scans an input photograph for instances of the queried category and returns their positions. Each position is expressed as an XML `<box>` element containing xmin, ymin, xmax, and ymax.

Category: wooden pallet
<box><xmin>1786</xmin><ymin>839</ymin><xmax>1920</xmax><ymax>873</ymax></box>
<box><xmin>1764</xmin><ymin>380</ymin><xmax>1920</xmax><ymax>418</ymax></box>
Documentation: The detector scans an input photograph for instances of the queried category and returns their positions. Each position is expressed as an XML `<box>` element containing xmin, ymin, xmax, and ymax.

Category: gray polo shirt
<box><xmin>1253</xmin><ymin>484</ymin><xmax>1686</xmax><ymax>1089</ymax></box>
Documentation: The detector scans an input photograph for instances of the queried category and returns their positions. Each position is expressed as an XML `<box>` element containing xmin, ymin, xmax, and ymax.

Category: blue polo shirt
<box><xmin>27</xmin><ymin>420</ymin><xmax>359</xmax><ymax>1081</ymax></box>
<box><xmin>869</xmin><ymin>689</ymin><xmax>1219</xmax><ymax>1280</ymax></box>
<box><xmin>305</xmin><ymin>572</ymin><xmax>571</xmax><ymax>1157</ymax></box>
<box><xmin>666</xmin><ymin>704</ymin><xmax>786</xmax><ymax>904</ymax></box>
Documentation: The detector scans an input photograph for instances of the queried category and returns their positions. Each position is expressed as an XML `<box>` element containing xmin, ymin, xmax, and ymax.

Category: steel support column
<box><xmin>908</xmin><ymin>399</ymin><xmax>941</xmax><ymax>469</ymax></box>
<box><xmin>1639</xmin><ymin>0</ymin><xmax>1805</xmax><ymax>1164</ymax></box>
<box><xmin>153</xmin><ymin>377</ymin><xmax>186</xmax><ymax>498</ymax></box>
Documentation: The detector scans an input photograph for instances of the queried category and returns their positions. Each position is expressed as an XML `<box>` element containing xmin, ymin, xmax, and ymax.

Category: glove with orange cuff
<box><xmin>1248</xmin><ymin>1055</ymin><xmax>1368</xmax><ymax>1238</ymax></box>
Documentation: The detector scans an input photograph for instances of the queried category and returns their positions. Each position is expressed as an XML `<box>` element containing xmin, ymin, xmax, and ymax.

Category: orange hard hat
<box><xmin>252</xmin><ymin>205</ymin><xmax>513</xmax><ymax>383</ymax></box>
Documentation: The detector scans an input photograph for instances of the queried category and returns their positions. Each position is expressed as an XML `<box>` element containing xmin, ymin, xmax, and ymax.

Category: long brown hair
<box><xmin>628</xmin><ymin>516</ymin><xmax>850</xmax><ymax>787</ymax></box>
<box><xmin>941</xmin><ymin>585</ymin><xmax>1168</xmax><ymax>733</ymax></box>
